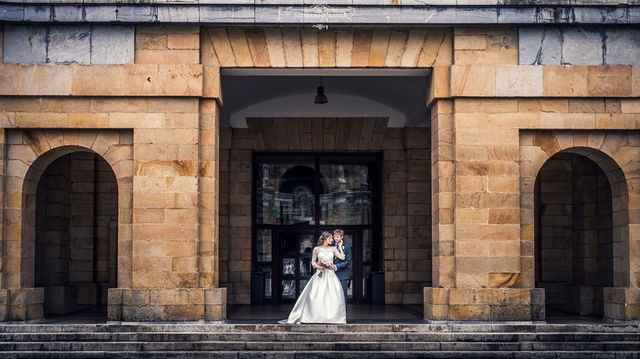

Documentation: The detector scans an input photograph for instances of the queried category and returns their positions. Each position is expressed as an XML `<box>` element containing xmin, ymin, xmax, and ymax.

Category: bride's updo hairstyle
<box><xmin>318</xmin><ymin>231</ymin><xmax>333</xmax><ymax>245</ymax></box>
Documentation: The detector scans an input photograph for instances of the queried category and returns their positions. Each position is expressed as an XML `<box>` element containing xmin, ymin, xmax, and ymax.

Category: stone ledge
<box><xmin>5</xmin><ymin>1</ymin><xmax>640</xmax><ymax>5</ymax></box>
<box><xmin>2</xmin><ymin>3</ymin><xmax>640</xmax><ymax>25</ymax></box>
<box><xmin>424</xmin><ymin>287</ymin><xmax>545</xmax><ymax>321</ymax></box>
<box><xmin>0</xmin><ymin>64</ymin><xmax>203</xmax><ymax>97</ymax></box>
<box><xmin>450</xmin><ymin>65</ymin><xmax>640</xmax><ymax>98</ymax></box>
<box><xmin>108</xmin><ymin>287</ymin><xmax>226</xmax><ymax>321</ymax></box>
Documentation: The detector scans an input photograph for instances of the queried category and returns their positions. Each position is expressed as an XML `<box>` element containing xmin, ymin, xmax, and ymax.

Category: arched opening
<box><xmin>33</xmin><ymin>151</ymin><xmax>118</xmax><ymax>317</ymax></box>
<box><xmin>535</xmin><ymin>150</ymin><xmax>623</xmax><ymax>319</ymax></box>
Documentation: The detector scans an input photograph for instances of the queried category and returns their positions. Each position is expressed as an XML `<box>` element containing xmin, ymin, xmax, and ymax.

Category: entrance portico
<box><xmin>1</xmin><ymin>4</ymin><xmax>640</xmax><ymax>324</ymax></box>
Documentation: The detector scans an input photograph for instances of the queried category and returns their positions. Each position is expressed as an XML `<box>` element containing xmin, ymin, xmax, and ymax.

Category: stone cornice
<box><xmin>1</xmin><ymin>2</ymin><xmax>640</xmax><ymax>25</ymax></box>
<box><xmin>1</xmin><ymin>1</ymin><xmax>639</xmax><ymax>5</ymax></box>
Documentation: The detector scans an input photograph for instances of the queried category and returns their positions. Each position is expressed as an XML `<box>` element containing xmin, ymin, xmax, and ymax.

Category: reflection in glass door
<box><xmin>252</xmin><ymin>153</ymin><xmax>382</xmax><ymax>305</ymax></box>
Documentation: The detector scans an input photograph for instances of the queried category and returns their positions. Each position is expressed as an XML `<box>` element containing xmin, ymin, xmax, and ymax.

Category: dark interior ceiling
<box><xmin>220</xmin><ymin>75</ymin><xmax>430</xmax><ymax>127</ymax></box>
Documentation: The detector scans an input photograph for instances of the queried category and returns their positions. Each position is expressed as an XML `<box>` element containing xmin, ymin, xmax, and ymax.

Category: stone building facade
<box><xmin>0</xmin><ymin>1</ymin><xmax>639</xmax><ymax>322</ymax></box>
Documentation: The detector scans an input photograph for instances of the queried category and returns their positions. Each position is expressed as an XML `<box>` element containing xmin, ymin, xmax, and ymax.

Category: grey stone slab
<box><xmin>534</xmin><ymin>7</ymin><xmax>557</xmax><ymax>24</ymax></box>
<box><xmin>0</xmin><ymin>4</ymin><xmax>25</xmax><ymax>22</ymax></box>
<box><xmin>90</xmin><ymin>25</ymin><xmax>134</xmax><ymax>64</ymax></box>
<box><xmin>254</xmin><ymin>6</ymin><xmax>301</xmax><ymax>23</ymax></box>
<box><xmin>561</xmin><ymin>27</ymin><xmax>603</xmax><ymax>65</ymax></box>
<box><xmin>305</xmin><ymin>0</ymin><xmax>354</xmax><ymax>4</ymax></box>
<box><xmin>575</xmin><ymin>7</ymin><xmax>628</xmax><ymax>24</ymax></box>
<box><xmin>605</xmin><ymin>28</ymin><xmax>640</xmax><ymax>66</ymax></box>
<box><xmin>84</xmin><ymin>5</ymin><xmax>118</xmax><ymax>22</ymax></box>
<box><xmin>52</xmin><ymin>5</ymin><xmax>83</xmax><ymax>22</ymax></box>
<box><xmin>3</xmin><ymin>24</ymin><xmax>47</xmax><ymax>64</ymax></box>
<box><xmin>304</xmin><ymin>5</ymin><xmax>354</xmax><ymax>24</ymax></box>
<box><xmin>629</xmin><ymin>7</ymin><xmax>640</xmax><ymax>23</ymax></box>
<box><xmin>518</xmin><ymin>27</ymin><xmax>562</xmax><ymax>65</ymax></box>
<box><xmin>496</xmin><ymin>7</ymin><xmax>537</xmax><ymax>24</ymax></box>
<box><xmin>115</xmin><ymin>6</ymin><xmax>157</xmax><ymax>22</ymax></box>
<box><xmin>518</xmin><ymin>27</ymin><xmax>543</xmax><ymax>65</ymax></box>
<box><xmin>157</xmin><ymin>5</ymin><xmax>199</xmax><ymax>22</ymax></box>
<box><xmin>47</xmin><ymin>25</ymin><xmax>91</xmax><ymax>64</ymax></box>
<box><xmin>200</xmin><ymin>5</ymin><xmax>255</xmax><ymax>23</ymax></box>
<box><xmin>24</xmin><ymin>5</ymin><xmax>51</xmax><ymax>22</ymax></box>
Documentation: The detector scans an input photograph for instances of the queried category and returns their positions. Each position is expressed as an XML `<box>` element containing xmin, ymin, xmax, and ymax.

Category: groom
<box><xmin>333</xmin><ymin>229</ymin><xmax>352</xmax><ymax>301</ymax></box>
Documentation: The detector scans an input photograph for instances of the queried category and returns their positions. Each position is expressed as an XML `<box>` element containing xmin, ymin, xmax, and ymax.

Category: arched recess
<box><xmin>2</xmin><ymin>130</ymin><xmax>133</xmax><ymax>318</ymax></box>
<box><xmin>520</xmin><ymin>131</ymin><xmax>640</xmax><ymax>319</ymax></box>
<box><xmin>534</xmin><ymin>150</ymin><xmax>621</xmax><ymax>317</ymax></box>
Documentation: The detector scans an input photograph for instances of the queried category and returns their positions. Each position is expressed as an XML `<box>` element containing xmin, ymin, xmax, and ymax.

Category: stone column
<box><xmin>199</xmin><ymin>98</ymin><xmax>226</xmax><ymax>321</ymax></box>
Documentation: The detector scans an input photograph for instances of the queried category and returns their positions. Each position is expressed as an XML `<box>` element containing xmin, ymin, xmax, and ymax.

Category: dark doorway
<box><xmin>252</xmin><ymin>153</ymin><xmax>382</xmax><ymax>305</ymax></box>
<box><xmin>535</xmin><ymin>152</ymin><xmax>614</xmax><ymax>318</ymax></box>
<box><xmin>35</xmin><ymin>152</ymin><xmax>118</xmax><ymax>317</ymax></box>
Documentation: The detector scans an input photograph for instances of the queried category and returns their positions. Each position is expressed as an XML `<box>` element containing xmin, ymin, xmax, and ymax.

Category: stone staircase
<box><xmin>0</xmin><ymin>322</ymin><xmax>640</xmax><ymax>358</ymax></box>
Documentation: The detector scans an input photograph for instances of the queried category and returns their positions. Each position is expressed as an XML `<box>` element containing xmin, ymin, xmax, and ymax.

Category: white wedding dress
<box><xmin>280</xmin><ymin>245</ymin><xmax>346</xmax><ymax>324</ymax></box>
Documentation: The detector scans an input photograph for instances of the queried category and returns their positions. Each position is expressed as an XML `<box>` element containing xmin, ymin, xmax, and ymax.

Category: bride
<box><xmin>280</xmin><ymin>231</ymin><xmax>346</xmax><ymax>324</ymax></box>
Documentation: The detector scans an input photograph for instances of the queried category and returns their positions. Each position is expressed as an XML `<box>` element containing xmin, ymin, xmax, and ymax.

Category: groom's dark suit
<box><xmin>334</xmin><ymin>242</ymin><xmax>352</xmax><ymax>301</ymax></box>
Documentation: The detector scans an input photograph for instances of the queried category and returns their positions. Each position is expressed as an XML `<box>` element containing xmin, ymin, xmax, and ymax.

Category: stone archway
<box><xmin>520</xmin><ymin>131</ymin><xmax>640</xmax><ymax>320</ymax></box>
<box><xmin>1</xmin><ymin>130</ymin><xmax>133</xmax><ymax>320</ymax></box>
<box><xmin>534</xmin><ymin>150</ymin><xmax>618</xmax><ymax>318</ymax></box>
<box><xmin>33</xmin><ymin>151</ymin><xmax>118</xmax><ymax>316</ymax></box>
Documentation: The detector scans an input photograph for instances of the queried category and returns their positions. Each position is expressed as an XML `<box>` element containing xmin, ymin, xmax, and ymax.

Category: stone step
<box><xmin>2</xmin><ymin>351</ymin><xmax>640</xmax><ymax>359</ymax></box>
<box><xmin>1</xmin><ymin>332</ymin><xmax>640</xmax><ymax>342</ymax></box>
<box><xmin>1</xmin><ymin>323</ymin><xmax>639</xmax><ymax>333</ymax></box>
<box><xmin>1</xmin><ymin>341</ymin><xmax>640</xmax><ymax>351</ymax></box>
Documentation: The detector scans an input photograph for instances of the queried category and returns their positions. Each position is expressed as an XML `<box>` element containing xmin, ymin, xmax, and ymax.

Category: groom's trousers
<box><xmin>339</xmin><ymin>278</ymin><xmax>349</xmax><ymax>302</ymax></box>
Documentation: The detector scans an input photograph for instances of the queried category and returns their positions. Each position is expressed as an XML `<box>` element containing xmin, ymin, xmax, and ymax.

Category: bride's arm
<box><xmin>334</xmin><ymin>244</ymin><xmax>345</xmax><ymax>261</ymax></box>
<box><xmin>311</xmin><ymin>247</ymin><xmax>324</xmax><ymax>270</ymax></box>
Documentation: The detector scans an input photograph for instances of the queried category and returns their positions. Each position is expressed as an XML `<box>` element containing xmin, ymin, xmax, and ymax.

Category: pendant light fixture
<box><xmin>314</xmin><ymin>85</ymin><xmax>328</xmax><ymax>104</ymax></box>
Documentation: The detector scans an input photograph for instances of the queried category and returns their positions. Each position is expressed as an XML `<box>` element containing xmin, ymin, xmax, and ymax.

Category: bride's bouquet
<box><xmin>317</xmin><ymin>259</ymin><xmax>336</xmax><ymax>277</ymax></box>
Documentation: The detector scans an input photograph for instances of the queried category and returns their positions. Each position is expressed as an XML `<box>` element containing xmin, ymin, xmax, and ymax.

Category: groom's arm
<box><xmin>335</xmin><ymin>245</ymin><xmax>351</xmax><ymax>270</ymax></box>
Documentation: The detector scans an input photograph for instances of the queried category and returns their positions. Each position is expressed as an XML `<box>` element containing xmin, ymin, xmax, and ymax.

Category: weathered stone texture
<box><xmin>3</xmin><ymin>24</ymin><xmax>134</xmax><ymax>65</ymax></box>
<box><xmin>91</xmin><ymin>25</ymin><xmax>135</xmax><ymax>65</ymax></box>
<box><xmin>519</xmin><ymin>26</ymin><xmax>640</xmax><ymax>66</ymax></box>
<box><xmin>3</xmin><ymin>25</ymin><xmax>47</xmax><ymax>64</ymax></box>
<box><xmin>47</xmin><ymin>25</ymin><xmax>92</xmax><ymax>64</ymax></box>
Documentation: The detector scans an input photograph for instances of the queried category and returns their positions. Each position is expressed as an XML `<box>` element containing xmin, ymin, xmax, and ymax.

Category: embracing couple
<box><xmin>280</xmin><ymin>229</ymin><xmax>351</xmax><ymax>324</ymax></box>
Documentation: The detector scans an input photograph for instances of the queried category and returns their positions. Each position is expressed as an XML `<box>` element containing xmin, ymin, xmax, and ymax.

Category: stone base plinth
<box><xmin>424</xmin><ymin>287</ymin><xmax>545</xmax><ymax>321</ymax></box>
<box><xmin>108</xmin><ymin>287</ymin><xmax>227</xmax><ymax>321</ymax></box>
<box><xmin>603</xmin><ymin>287</ymin><xmax>640</xmax><ymax>321</ymax></box>
<box><xmin>0</xmin><ymin>288</ymin><xmax>44</xmax><ymax>321</ymax></box>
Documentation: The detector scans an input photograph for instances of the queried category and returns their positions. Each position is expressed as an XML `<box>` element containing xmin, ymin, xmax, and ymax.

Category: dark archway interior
<box><xmin>535</xmin><ymin>152</ymin><xmax>614</xmax><ymax>318</ymax></box>
<box><xmin>35</xmin><ymin>152</ymin><xmax>118</xmax><ymax>317</ymax></box>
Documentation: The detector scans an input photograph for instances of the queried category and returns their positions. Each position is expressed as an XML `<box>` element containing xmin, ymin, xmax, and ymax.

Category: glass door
<box><xmin>273</xmin><ymin>230</ymin><xmax>315</xmax><ymax>303</ymax></box>
<box><xmin>252</xmin><ymin>153</ymin><xmax>382</xmax><ymax>305</ymax></box>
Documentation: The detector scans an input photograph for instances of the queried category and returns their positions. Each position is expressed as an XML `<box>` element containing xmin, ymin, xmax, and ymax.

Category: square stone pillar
<box><xmin>107</xmin><ymin>98</ymin><xmax>227</xmax><ymax>322</ymax></box>
<box><xmin>424</xmin><ymin>97</ymin><xmax>545</xmax><ymax>321</ymax></box>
